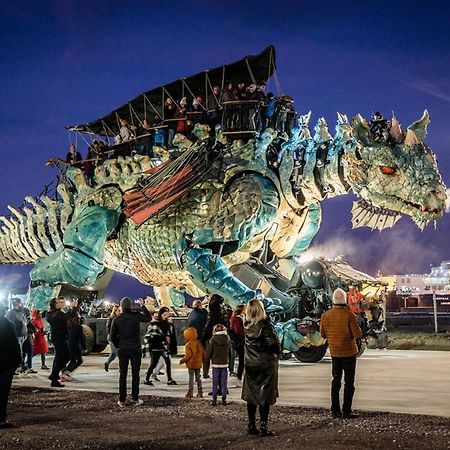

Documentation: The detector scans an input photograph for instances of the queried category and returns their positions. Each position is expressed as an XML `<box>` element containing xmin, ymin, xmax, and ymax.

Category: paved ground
<box><xmin>15</xmin><ymin>348</ymin><xmax>450</xmax><ymax>417</ymax></box>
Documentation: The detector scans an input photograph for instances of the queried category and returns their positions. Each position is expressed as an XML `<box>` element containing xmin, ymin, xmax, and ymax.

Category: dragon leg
<box><xmin>29</xmin><ymin>187</ymin><xmax>122</xmax><ymax>309</ymax></box>
<box><xmin>183</xmin><ymin>246</ymin><xmax>282</xmax><ymax>311</ymax></box>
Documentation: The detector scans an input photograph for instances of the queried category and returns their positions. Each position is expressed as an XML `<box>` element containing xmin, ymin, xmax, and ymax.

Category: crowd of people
<box><xmin>0</xmin><ymin>288</ymin><xmax>362</xmax><ymax>435</ymax></box>
<box><xmin>63</xmin><ymin>81</ymin><xmax>298</xmax><ymax>184</ymax></box>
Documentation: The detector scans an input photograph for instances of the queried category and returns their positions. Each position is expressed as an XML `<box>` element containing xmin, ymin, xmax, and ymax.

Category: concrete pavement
<box><xmin>14</xmin><ymin>349</ymin><xmax>450</xmax><ymax>417</ymax></box>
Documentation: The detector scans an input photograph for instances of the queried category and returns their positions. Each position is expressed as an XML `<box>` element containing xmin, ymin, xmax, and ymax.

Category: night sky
<box><xmin>1</xmin><ymin>1</ymin><xmax>449</xmax><ymax>299</ymax></box>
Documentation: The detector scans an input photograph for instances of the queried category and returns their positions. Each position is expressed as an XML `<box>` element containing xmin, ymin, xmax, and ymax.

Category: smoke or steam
<box><xmin>303</xmin><ymin>226</ymin><xmax>442</xmax><ymax>276</ymax></box>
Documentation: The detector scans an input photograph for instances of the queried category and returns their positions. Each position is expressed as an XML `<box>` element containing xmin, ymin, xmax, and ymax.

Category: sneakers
<box><xmin>143</xmin><ymin>380</ymin><xmax>154</xmax><ymax>386</ymax></box>
<box><xmin>229</xmin><ymin>372</ymin><xmax>237</xmax><ymax>377</ymax></box>
<box><xmin>117</xmin><ymin>401</ymin><xmax>126</xmax><ymax>408</ymax></box>
<box><xmin>342</xmin><ymin>412</ymin><xmax>359</xmax><ymax>420</ymax></box>
<box><xmin>196</xmin><ymin>391</ymin><xmax>203</xmax><ymax>398</ymax></box>
<box><xmin>211</xmin><ymin>399</ymin><xmax>217</xmax><ymax>406</ymax></box>
<box><xmin>41</xmin><ymin>365</ymin><xmax>49</xmax><ymax>370</ymax></box>
<box><xmin>132</xmin><ymin>399</ymin><xmax>144</xmax><ymax>406</ymax></box>
<box><xmin>259</xmin><ymin>423</ymin><xmax>276</xmax><ymax>437</ymax></box>
<box><xmin>50</xmin><ymin>381</ymin><xmax>65</xmax><ymax>388</ymax></box>
<box><xmin>185</xmin><ymin>391</ymin><xmax>193</xmax><ymax>399</ymax></box>
<box><xmin>104</xmin><ymin>363</ymin><xmax>109</xmax><ymax>372</ymax></box>
<box><xmin>202</xmin><ymin>374</ymin><xmax>210</xmax><ymax>379</ymax></box>
<box><xmin>332</xmin><ymin>411</ymin><xmax>342</xmax><ymax>419</ymax></box>
<box><xmin>27</xmin><ymin>369</ymin><xmax>38</xmax><ymax>374</ymax></box>
<box><xmin>247</xmin><ymin>423</ymin><xmax>259</xmax><ymax>435</ymax></box>
<box><xmin>19</xmin><ymin>371</ymin><xmax>31</xmax><ymax>379</ymax></box>
<box><xmin>151</xmin><ymin>374</ymin><xmax>160</xmax><ymax>382</ymax></box>
<box><xmin>221</xmin><ymin>399</ymin><xmax>229</xmax><ymax>406</ymax></box>
<box><xmin>167</xmin><ymin>380</ymin><xmax>178</xmax><ymax>386</ymax></box>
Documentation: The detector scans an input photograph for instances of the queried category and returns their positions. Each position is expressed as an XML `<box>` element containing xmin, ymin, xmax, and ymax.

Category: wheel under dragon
<box><xmin>0</xmin><ymin>111</ymin><xmax>446</xmax><ymax>354</ymax></box>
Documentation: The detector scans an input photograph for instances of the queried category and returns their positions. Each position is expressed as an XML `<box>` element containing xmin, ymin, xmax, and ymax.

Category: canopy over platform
<box><xmin>67</xmin><ymin>46</ymin><xmax>276</xmax><ymax>136</ymax></box>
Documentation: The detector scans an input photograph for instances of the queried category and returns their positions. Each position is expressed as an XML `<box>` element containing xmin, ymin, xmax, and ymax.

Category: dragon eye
<box><xmin>379</xmin><ymin>166</ymin><xmax>397</xmax><ymax>175</ymax></box>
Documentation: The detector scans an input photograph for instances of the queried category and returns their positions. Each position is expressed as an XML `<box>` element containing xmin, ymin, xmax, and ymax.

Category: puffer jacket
<box><xmin>320</xmin><ymin>305</ymin><xmax>362</xmax><ymax>357</ymax></box>
<box><xmin>205</xmin><ymin>331</ymin><xmax>231</xmax><ymax>367</ymax></box>
<box><xmin>180</xmin><ymin>327</ymin><xmax>204</xmax><ymax>369</ymax></box>
<box><xmin>110</xmin><ymin>306</ymin><xmax>151</xmax><ymax>351</ymax></box>
<box><xmin>241</xmin><ymin>318</ymin><xmax>280</xmax><ymax>406</ymax></box>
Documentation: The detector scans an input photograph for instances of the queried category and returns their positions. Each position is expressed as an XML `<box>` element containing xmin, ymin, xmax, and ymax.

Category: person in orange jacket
<box><xmin>179</xmin><ymin>327</ymin><xmax>204</xmax><ymax>398</ymax></box>
<box><xmin>320</xmin><ymin>288</ymin><xmax>362</xmax><ymax>420</ymax></box>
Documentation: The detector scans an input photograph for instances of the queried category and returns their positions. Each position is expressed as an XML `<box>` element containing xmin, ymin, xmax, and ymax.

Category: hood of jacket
<box><xmin>183</xmin><ymin>326</ymin><xmax>198</xmax><ymax>342</ymax></box>
<box><xmin>211</xmin><ymin>332</ymin><xmax>229</xmax><ymax>346</ymax></box>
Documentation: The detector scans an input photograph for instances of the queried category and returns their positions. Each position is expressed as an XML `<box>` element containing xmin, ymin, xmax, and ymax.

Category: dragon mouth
<box><xmin>401</xmin><ymin>198</ymin><xmax>443</xmax><ymax>218</ymax></box>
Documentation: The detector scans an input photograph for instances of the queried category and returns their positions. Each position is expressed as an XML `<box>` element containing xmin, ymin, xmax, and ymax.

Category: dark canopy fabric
<box><xmin>67</xmin><ymin>45</ymin><xmax>276</xmax><ymax>136</ymax></box>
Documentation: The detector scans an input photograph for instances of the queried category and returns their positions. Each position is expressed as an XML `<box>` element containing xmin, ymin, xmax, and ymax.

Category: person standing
<box><xmin>241</xmin><ymin>299</ymin><xmax>280</xmax><ymax>437</ymax></box>
<box><xmin>21</xmin><ymin>308</ymin><xmax>37</xmax><ymax>374</ymax></box>
<box><xmin>205</xmin><ymin>324</ymin><xmax>231</xmax><ymax>406</ymax></box>
<box><xmin>229</xmin><ymin>304</ymin><xmax>245</xmax><ymax>384</ymax></box>
<box><xmin>320</xmin><ymin>288</ymin><xmax>362</xmax><ymax>420</ymax></box>
<box><xmin>144</xmin><ymin>307</ymin><xmax>177</xmax><ymax>386</ymax></box>
<box><xmin>46</xmin><ymin>297</ymin><xmax>77</xmax><ymax>388</ymax></box>
<box><xmin>6</xmin><ymin>298</ymin><xmax>28</xmax><ymax>373</ymax></box>
<box><xmin>179</xmin><ymin>327</ymin><xmax>204</xmax><ymax>398</ymax></box>
<box><xmin>186</xmin><ymin>299</ymin><xmax>207</xmax><ymax>342</ymax></box>
<box><xmin>0</xmin><ymin>303</ymin><xmax>21</xmax><ymax>428</ymax></box>
<box><xmin>64</xmin><ymin>312</ymin><xmax>86</xmax><ymax>377</ymax></box>
<box><xmin>104</xmin><ymin>304</ymin><xmax>120</xmax><ymax>372</ymax></box>
<box><xmin>31</xmin><ymin>310</ymin><xmax>49</xmax><ymax>369</ymax></box>
<box><xmin>110</xmin><ymin>297</ymin><xmax>151</xmax><ymax>407</ymax></box>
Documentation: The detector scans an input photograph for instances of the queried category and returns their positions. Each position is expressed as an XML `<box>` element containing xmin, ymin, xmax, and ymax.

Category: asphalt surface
<box><xmin>14</xmin><ymin>349</ymin><xmax>450</xmax><ymax>418</ymax></box>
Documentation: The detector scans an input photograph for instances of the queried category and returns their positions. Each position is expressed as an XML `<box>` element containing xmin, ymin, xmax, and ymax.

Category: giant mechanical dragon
<box><xmin>0</xmin><ymin>106</ymin><xmax>446</xmax><ymax>353</ymax></box>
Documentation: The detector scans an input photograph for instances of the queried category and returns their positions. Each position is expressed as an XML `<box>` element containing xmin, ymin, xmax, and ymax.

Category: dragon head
<box><xmin>343</xmin><ymin>111</ymin><xmax>447</xmax><ymax>230</ymax></box>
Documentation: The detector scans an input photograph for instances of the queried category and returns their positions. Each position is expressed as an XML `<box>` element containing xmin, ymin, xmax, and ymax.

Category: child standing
<box><xmin>179</xmin><ymin>327</ymin><xmax>204</xmax><ymax>398</ymax></box>
<box><xmin>205</xmin><ymin>324</ymin><xmax>231</xmax><ymax>406</ymax></box>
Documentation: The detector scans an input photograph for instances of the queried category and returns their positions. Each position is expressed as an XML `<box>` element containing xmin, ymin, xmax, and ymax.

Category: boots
<box><xmin>185</xmin><ymin>391</ymin><xmax>193</xmax><ymax>399</ymax></box>
<box><xmin>259</xmin><ymin>422</ymin><xmax>276</xmax><ymax>437</ymax></box>
<box><xmin>247</xmin><ymin>422</ymin><xmax>259</xmax><ymax>435</ymax></box>
<box><xmin>196</xmin><ymin>391</ymin><xmax>203</xmax><ymax>398</ymax></box>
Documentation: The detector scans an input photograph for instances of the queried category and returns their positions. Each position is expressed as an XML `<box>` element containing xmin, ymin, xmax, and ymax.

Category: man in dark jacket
<box><xmin>46</xmin><ymin>297</ymin><xmax>77</xmax><ymax>387</ymax></box>
<box><xmin>186</xmin><ymin>300</ymin><xmax>207</xmax><ymax>340</ymax></box>
<box><xmin>320</xmin><ymin>288</ymin><xmax>362</xmax><ymax>419</ymax></box>
<box><xmin>6</xmin><ymin>298</ymin><xmax>27</xmax><ymax>373</ymax></box>
<box><xmin>111</xmin><ymin>297</ymin><xmax>150</xmax><ymax>407</ymax></box>
<box><xmin>0</xmin><ymin>303</ymin><xmax>21</xmax><ymax>428</ymax></box>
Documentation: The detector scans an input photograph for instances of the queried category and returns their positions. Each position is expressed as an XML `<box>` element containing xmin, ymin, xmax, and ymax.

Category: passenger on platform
<box><xmin>236</xmin><ymin>81</ymin><xmax>247</xmax><ymax>100</ymax></box>
<box><xmin>191</xmin><ymin>96</ymin><xmax>206</xmax><ymax>127</ymax></box>
<box><xmin>65</xmin><ymin>144</ymin><xmax>83</xmax><ymax>168</ymax></box>
<box><xmin>207</xmin><ymin>86</ymin><xmax>223</xmax><ymax>130</ymax></box>
<box><xmin>246</xmin><ymin>84</ymin><xmax>258</xmax><ymax>100</ymax></box>
<box><xmin>119</xmin><ymin>118</ymin><xmax>135</xmax><ymax>142</ymax></box>
<box><xmin>320</xmin><ymin>288</ymin><xmax>362</xmax><ymax>419</ymax></box>
<box><xmin>369</xmin><ymin>112</ymin><xmax>389</xmax><ymax>142</ymax></box>
<box><xmin>163</xmin><ymin>97</ymin><xmax>177</xmax><ymax>147</ymax></box>
<box><xmin>175</xmin><ymin>97</ymin><xmax>191</xmax><ymax>134</ymax></box>
<box><xmin>151</xmin><ymin>114</ymin><xmax>167</xmax><ymax>149</ymax></box>
<box><xmin>265</xmin><ymin>92</ymin><xmax>276</xmax><ymax>129</ymax></box>
<box><xmin>276</xmin><ymin>95</ymin><xmax>296</xmax><ymax>135</ymax></box>
<box><xmin>84</xmin><ymin>140</ymin><xmax>104</xmax><ymax>184</ymax></box>
<box><xmin>222</xmin><ymin>82</ymin><xmax>237</xmax><ymax>102</ymax></box>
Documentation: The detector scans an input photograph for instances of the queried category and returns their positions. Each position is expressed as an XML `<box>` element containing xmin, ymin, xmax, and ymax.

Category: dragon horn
<box><xmin>389</xmin><ymin>116</ymin><xmax>404</xmax><ymax>143</ymax></box>
<box><xmin>404</xmin><ymin>129</ymin><xmax>421</xmax><ymax>146</ymax></box>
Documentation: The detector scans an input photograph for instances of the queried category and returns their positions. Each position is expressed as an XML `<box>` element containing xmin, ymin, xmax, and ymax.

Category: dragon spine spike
<box><xmin>389</xmin><ymin>117</ymin><xmax>404</xmax><ymax>142</ymax></box>
<box><xmin>407</xmin><ymin>109</ymin><xmax>430</xmax><ymax>142</ymax></box>
<box><xmin>404</xmin><ymin>129</ymin><xmax>421</xmax><ymax>146</ymax></box>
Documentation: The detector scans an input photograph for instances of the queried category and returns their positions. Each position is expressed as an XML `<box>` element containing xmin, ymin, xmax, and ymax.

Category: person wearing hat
<box><xmin>320</xmin><ymin>288</ymin><xmax>362</xmax><ymax>420</ymax></box>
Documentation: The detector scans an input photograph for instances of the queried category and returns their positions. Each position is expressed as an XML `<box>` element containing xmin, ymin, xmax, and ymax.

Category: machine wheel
<box><xmin>294</xmin><ymin>344</ymin><xmax>327</xmax><ymax>363</ymax></box>
<box><xmin>82</xmin><ymin>324</ymin><xmax>95</xmax><ymax>354</ymax></box>
<box><xmin>280</xmin><ymin>352</ymin><xmax>292</xmax><ymax>360</ymax></box>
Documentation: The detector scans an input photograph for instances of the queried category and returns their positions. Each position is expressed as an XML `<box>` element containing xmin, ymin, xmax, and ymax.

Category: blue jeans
<box><xmin>106</xmin><ymin>341</ymin><xmax>118</xmax><ymax>365</ymax></box>
<box><xmin>212</xmin><ymin>367</ymin><xmax>228</xmax><ymax>400</ymax></box>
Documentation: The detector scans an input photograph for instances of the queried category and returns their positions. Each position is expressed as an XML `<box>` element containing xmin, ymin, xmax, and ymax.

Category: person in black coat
<box><xmin>0</xmin><ymin>303</ymin><xmax>21</xmax><ymax>428</ymax></box>
<box><xmin>241</xmin><ymin>299</ymin><xmax>280</xmax><ymax>437</ymax></box>
<box><xmin>46</xmin><ymin>297</ymin><xmax>77</xmax><ymax>387</ymax></box>
<box><xmin>110</xmin><ymin>297</ymin><xmax>151</xmax><ymax>406</ymax></box>
<box><xmin>186</xmin><ymin>300</ymin><xmax>207</xmax><ymax>340</ymax></box>
<box><xmin>64</xmin><ymin>312</ymin><xmax>86</xmax><ymax>375</ymax></box>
